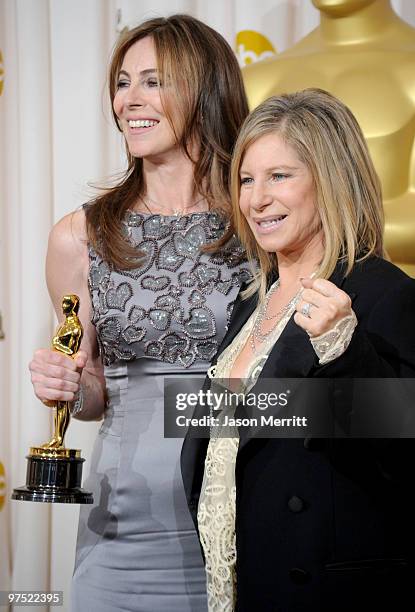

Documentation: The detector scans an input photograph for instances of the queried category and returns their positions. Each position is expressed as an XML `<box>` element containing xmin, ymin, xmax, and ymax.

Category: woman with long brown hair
<box><xmin>29</xmin><ymin>14</ymin><xmax>250</xmax><ymax>611</ymax></box>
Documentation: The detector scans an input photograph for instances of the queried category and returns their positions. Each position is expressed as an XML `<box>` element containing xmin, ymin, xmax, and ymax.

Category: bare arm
<box><xmin>30</xmin><ymin>208</ymin><xmax>106</xmax><ymax>421</ymax></box>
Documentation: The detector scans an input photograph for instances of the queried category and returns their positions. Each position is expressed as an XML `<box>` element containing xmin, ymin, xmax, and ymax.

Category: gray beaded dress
<box><xmin>71</xmin><ymin>210</ymin><xmax>250</xmax><ymax>612</ymax></box>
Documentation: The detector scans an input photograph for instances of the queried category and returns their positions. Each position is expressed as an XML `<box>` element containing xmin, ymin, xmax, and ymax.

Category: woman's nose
<box><xmin>250</xmin><ymin>183</ymin><xmax>273</xmax><ymax>210</ymax></box>
<box><xmin>125</xmin><ymin>82</ymin><xmax>144</xmax><ymax>108</ymax></box>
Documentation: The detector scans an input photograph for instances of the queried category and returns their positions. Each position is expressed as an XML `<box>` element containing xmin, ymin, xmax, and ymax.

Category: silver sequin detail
<box><xmin>87</xmin><ymin>212</ymin><xmax>251</xmax><ymax>367</ymax></box>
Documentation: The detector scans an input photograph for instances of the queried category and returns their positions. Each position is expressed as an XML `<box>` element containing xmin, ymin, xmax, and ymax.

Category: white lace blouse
<box><xmin>197</xmin><ymin>280</ymin><xmax>357</xmax><ymax>612</ymax></box>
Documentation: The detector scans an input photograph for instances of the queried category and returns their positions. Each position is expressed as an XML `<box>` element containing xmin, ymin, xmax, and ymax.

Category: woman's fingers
<box><xmin>30</xmin><ymin>371</ymin><xmax>80</xmax><ymax>403</ymax></box>
<box><xmin>29</xmin><ymin>347</ymin><xmax>87</xmax><ymax>405</ymax></box>
<box><xmin>301</xmin><ymin>277</ymin><xmax>338</xmax><ymax>297</ymax></box>
<box><xmin>30</xmin><ymin>361</ymin><xmax>80</xmax><ymax>383</ymax></box>
<box><xmin>300</xmin><ymin>288</ymin><xmax>326</xmax><ymax>309</ymax></box>
<box><xmin>31</xmin><ymin>371</ymin><xmax>80</xmax><ymax>393</ymax></box>
<box><xmin>302</xmin><ymin>278</ymin><xmax>352</xmax><ymax>306</ymax></box>
<box><xmin>294</xmin><ymin>304</ymin><xmax>329</xmax><ymax>337</ymax></box>
<box><xmin>32</xmin><ymin>348</ymin><xmax>78</xmax><ymax>370</ymax></box>
<box><xmin>295</xmin><ymin>278</ymin><xmax>353</xmax><ymax>337</ymax></box>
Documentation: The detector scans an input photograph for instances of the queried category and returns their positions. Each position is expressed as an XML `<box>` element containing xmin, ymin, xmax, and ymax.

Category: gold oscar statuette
<box><xmin>12</xmin><ymin>295</ymin><xmax>93</xmax><ymax>504</ymax></box>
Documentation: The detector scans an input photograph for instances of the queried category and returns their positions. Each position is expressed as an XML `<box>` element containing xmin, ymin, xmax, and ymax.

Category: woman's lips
<box><xmin>126</xmin><ymin>119</ymin><xmax>159</xmax><ymax>135</ymax></box>
<box><xmin>254</xmin><ymin>215</ymin><xmax>287</xmax><ymax>234</ymax></box>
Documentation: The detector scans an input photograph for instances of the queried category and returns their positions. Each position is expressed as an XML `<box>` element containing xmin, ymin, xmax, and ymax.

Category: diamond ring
<box><xmin>300</xmin><ymin>302</ymin><xmax>312</xmax><ymax>318</ymax></box>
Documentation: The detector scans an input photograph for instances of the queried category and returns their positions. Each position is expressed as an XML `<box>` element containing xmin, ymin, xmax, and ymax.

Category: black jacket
<box><xmin>181</xmin><ymin>256</ymin><xmax>415</xmax><ymax>612</ymax></box>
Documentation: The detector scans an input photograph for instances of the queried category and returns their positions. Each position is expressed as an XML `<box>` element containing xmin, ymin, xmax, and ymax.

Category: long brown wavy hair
<box><xmin>85</xmin><ymin>14</ymin><xmax>249</xmax><ymax>269</ymax></box>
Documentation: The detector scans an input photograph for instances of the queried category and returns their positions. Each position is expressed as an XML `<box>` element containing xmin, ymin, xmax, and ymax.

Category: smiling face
<box><xmin>112</xmin><ymin>36</ymin><xmax>180</xmax><ymax>161</ymax></box>
<box><xmin>239</xmin><ymin>132</ymin><xmax>324</xmax><ymax>261</ymax></box>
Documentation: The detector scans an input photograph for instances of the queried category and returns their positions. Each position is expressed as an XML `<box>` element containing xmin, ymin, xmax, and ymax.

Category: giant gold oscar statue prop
<box><xmin>243</xmin><ymin>0</ymin><xmax>415</xmax><ymax>276</ymax></box>
<box><xmin>12</xmin><ymin>295</ymin><xmax>93</xmax><ymax>503</ymax></box>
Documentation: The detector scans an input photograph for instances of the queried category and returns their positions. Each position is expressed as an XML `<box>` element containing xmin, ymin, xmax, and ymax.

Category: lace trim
<box><xmin>310</xmin><ymin>311</ymin><xmax>357</xmax><ymax>364</ymax></box>
<box><xmin>198</xmin><ymin>437</ymin><xmax>239</xmax><ymax>612</ymax></box>
<box><xmin>199</xmin><ymin>287</ymin><xmax>298</xmax><ymax>612</ymax></box>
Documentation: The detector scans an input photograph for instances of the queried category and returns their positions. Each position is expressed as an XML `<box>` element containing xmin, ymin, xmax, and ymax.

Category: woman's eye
<box><xmin>240</xmin><ymin>177</ymin><xmax>253</xmax><ymax>186</ymax></box>
<box><xmin>144</xmin><ymin>77</ymin><xmax>161</xmax><ymax>88</ymax></box>
<box><xmin>272</xmin><ymin>173</ymin><xmax>288</xmax><ymax>182</ymax></box>
<box><xmin>116</xmin><ymin>80</ymin><xmax>129</xmax><ymax>89</ymax></box>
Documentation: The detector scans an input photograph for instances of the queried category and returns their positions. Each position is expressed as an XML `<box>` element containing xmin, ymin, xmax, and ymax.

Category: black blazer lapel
<box><xmin>237</xmin><ymin>261</ymin><xmax>350</xmax><ymax>451</ymax></box>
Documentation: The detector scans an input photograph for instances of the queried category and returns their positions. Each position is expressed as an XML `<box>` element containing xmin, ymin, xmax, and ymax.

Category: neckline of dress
<box><xmin>126</xmin><ymin>209</ymin><xmax>216</xmax><ymax>220</ymax></box>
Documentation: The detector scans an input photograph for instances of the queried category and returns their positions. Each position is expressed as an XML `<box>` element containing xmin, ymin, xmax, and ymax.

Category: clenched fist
<box><xmin>29</xmin><ymin>348</ymin><xmax>88</xmax><ymax>407</ymax></box>
<box><xmin>294</xmin><ymin>277</ymin><xmax>354</xmax><ymax>337</ymax></box>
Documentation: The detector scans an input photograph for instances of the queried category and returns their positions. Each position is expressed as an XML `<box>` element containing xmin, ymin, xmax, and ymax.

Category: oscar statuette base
<box><xmin>12</xmin><ymin>446</ymin><xmax>93</xmax><ymax>504</ymax></box>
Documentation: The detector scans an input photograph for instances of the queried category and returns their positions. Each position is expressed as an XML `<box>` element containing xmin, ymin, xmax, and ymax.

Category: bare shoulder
<box><xmin>48</xmin><ymin>208</ymin><xmax>88</xmax><ymax>259</ymax></box>
<box><xmin>46</xmin><ymin>208</ymin><xmax>91</xmax><ymax>307</ymax></box>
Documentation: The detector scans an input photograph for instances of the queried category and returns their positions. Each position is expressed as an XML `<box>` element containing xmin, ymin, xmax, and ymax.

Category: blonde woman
<box><xmin>182</xmin><ymin>89</ymin><xmax>415</xmax><ymax>612</ymax></box>
<box><xmin>29</xmin><ymin>14</ymin><xmax>250</xmax><ymax>612</ymax></box>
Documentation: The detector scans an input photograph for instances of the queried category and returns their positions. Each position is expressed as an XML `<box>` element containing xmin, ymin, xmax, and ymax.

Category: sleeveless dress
<box><xmin>71</xmin><ymin>210</ymin><xmax>251</xmax><ymax>612</ymax></box>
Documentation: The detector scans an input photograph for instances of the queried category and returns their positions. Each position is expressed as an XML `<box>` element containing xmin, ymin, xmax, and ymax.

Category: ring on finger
<box><xmin>300</xmin><ymin>301</ymin><xmax>312</xmax><ymax>318</ymax></box>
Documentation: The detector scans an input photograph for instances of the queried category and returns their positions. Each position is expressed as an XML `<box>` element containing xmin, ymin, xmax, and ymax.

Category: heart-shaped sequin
<box><xmin>173</xmin><ymin>225</ymin><xmax>206</xmax><ymax>259</ymax></box>
<box><xmin>112</xmin><ymin>347</ymin><xmax>135</xmax><ymax>361</ymax></box>
<box><xmin>172</xmin><ymin>308</ymin><xmax>184</xmax><ymax>323</ymax></box>
<box><xmin>145</xmin><ymin>341</ymin><xmax>163</xmax><ymax>358</ymax></box>
<box><xmin>170</xmin><ymin>285</ymin><xmax>184</xmax><ymax>298</ymax></box>
<box><xmin>142</xmin><ymin>216</ymin><xmax>173</xmax><ymax>239</ymax></box>
<box><xmin>208</xmin><ymin>254</ymin><xmax>225</xmax><ymax>266</ymax></box>
<box><xmin>128</xmin><ymin>305</ymin><xmax>146</xmax><ymax>323</ymax></box>
<box><xmin>149</xmin><ymin>309</ymin><xmax>171</xmax><ymax>331</ymax></box>
<box><xmin>97</xmin><ymin>317</ymin><xmax>121</xmax><ymax>343</ymax></box>
<box><xmin>178</xmin><ymin>352</ymin><xmax>196</xmax><ymax>368</ymax></box>
<box><xmin>217</xmin><ymin>279</ymin><xmax>234</xmax><ymax>295</ymax></box>
<box><xmin>122</xmin><ymin>326</ymin><xmax>146</xmax><ymax>344</ymax></box>
<box><xmin>141</xmin><ymin>275</ymin><xmax>171</xmax><ymax>292</ymax></box>
<box><xmin>125</xmin><ymin>211</ymin><xmax>144</xmax><ymax>227</ymax></box>
<box><xmin>160</xmin><ymin>333</ymin><xmax>189</xmax><ymax>362</ymax></box>
<box><xmin>93</xmin><ymin>293</ymin><xmax>108</xmax><ymax>322</ymax></box>
<box><xmin>155</xmin><ymin>295</ymin><xmax>179</xmax><ymax>311</ymax></box>
<box><xmin>173</xmin><ymin>216</ymin><xmax>190</xmax><ymax>230</ymax></box>
<box><xmin>184</xmin><ymin>307</ymin><xmax>215</xmax><ymax>338</ymax></box>
<box><xmin>224</xmin><ymin>244</ymin><xmax>246</xmax><ymax>268</ymax></box>
<box><xmin>206</xmin><ymin>211</ymin><xmax>222</xmax><ymax>229</ymax></box>
<box><xmin>189</xmin><ymin>290</ymin><xmax>206</xmax><ymax>305</ymax></box>
<box><xmin>105</xmin><ymin>282</ymin><xmax>133</xmax><ymax>311</ymax></box>
<box><xmin>179</xmin><ymin>271</ymin><xmax>196</xmax><ymax>287</ymax></box>
<box><xmin>123</xmin><ymin>240</ymin><xmax>157</xmax><ymax>280</ymax></box>
<box><xmin>195</xmin><ymin>264</ymin><xmax>219</xmax><ymax>287</ymax></box>
<box><xmin>195</xmin><ymin>341</ymin><xmax>217</xmax><ymax>361</ymax></box>
<box><xmin>158</xmin><ymin>240</ymin><xmax>185</xmax><ymax>271</ymax></box>
<box><xmin>89</xmin><ymin>261</ymin><xmax>110</xmax><ymax>290</ymax></box>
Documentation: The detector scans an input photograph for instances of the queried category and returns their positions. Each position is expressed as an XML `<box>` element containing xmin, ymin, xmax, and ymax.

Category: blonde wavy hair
<box><xmin>230</xmin><ymin>88</ymin><xmax>385</xmax><ymax>299</ymax></box>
